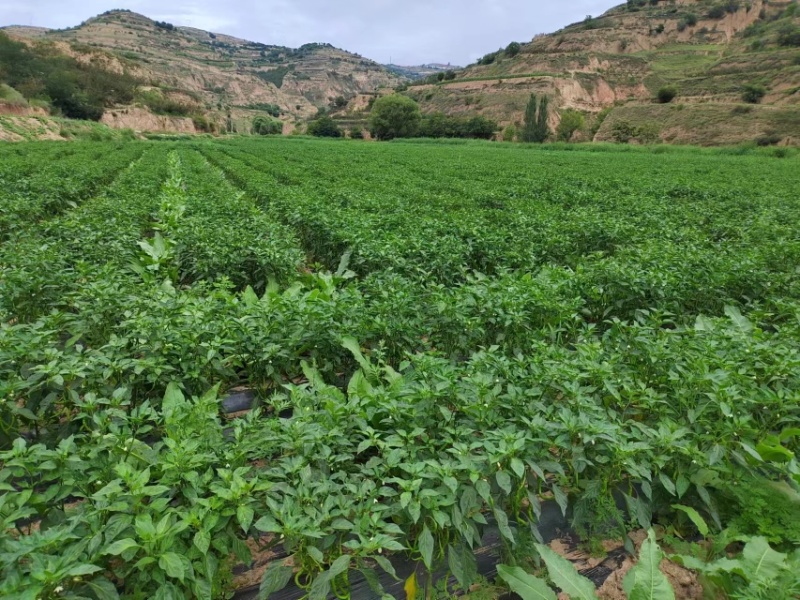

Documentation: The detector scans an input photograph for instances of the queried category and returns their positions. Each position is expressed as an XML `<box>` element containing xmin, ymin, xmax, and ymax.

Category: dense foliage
<box><xmin>251</xmin><ymin>115</ymin><xmax>283</xmax><ymax>136</ymax></box>
<box><xmin>368</xmin><ymin>95</ymin><xmax>422</xmax><ymax>140</ymax></box>
<box><xmin>306</xmin><ymin>115</ymin><xmax>343</xmax><ymax>138</ymax></box>
<box><xmin>417</xmin><ymin>113</ymin><xmax>498</xmax><ymax>140</ymax></box>
<box><xmin>0</xmin><ymin>138</ymin><xmax>798</xmax><ymax>599</ymax></box>
<box><xmin>521</xmin><ymin>93</ymin><xmax>550</xmax><ymax>143</ymax></box>
<box><xmin>0</xmin><ymin>32</ymin><xmax>138</xmax><ymax>120</ymax></box>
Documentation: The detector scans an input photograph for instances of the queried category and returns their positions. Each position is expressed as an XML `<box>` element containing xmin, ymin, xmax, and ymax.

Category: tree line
<box><xmin>299</xmin><ymin>93</ymin><xmax>587</xmax><ymax>143</ymax></box>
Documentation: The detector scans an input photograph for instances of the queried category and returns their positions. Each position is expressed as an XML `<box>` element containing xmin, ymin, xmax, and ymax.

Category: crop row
<box><xmin>204</xmin><ymin>140</ymin><xmax>800</xmax><ymax>323</ymax></box>
<box><xmin>2</xmin><ymin>299</ymin><xmax>798</xmax><ymax>597</ymax></box>
<box><xmin>1</xmin><ymin>139</ymin><xmax>798</xmax><ymax>600</ymax></box>
<box><xmin>0</xmin><ymin>142</ymin><xmax>144</xmax><ymax>242</ymax></box>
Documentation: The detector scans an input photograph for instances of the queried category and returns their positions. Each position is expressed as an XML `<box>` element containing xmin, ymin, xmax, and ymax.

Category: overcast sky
<box><xmin>2</xmin><ymin>0</ymin><xmax>617</xmax><ymax>66</ymax></box>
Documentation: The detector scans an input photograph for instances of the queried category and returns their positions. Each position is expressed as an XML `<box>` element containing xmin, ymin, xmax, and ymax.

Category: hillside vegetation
<box><xmin>407</xmin><ymin>0</ymin><xmax>800</xmax><ymax>145</ymax></box>
<box><xmin>0</xmin><ymin>9</ymin><xmax>403</xmax><ymax>134</ymax></box>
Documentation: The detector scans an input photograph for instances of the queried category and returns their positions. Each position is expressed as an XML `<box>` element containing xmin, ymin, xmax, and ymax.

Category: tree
<box><xmin>368</xmin><ymin>95</ymin><xmax>421</xmax><ymax>140</ymax></box>
<box><xmin>556</xmin><ymin>109</ymin><xmax>585</xmax><ymax>141</ymax></box>
<box><xmin>536</xmin><ymin>95</ymin><xmax>550</xmax><ymax>141</ymax></box>
<box><xmin>251</xmin><ymin>115</ymin><xmax>282</xmax><ymax>135</ymax></box>
<box><xmin>502</xmin><ymin>124</ymin><xmax>516</xmax><ymax>142</ymax></box>
<box><xmin>306</xmin><ymin>115</ymin><xmax>342</xmax><ymax>138</ymax></box>
<box><xmin>505</xmin><ymin>42</ymin><xmax>522</xmax><ymax>57</ymax></box>
<box><xmin>521</xmin><ymin>94</ymin><xmax>550</xmax><ymax>143</ymax></box>
<box><xmin>464</xmin><ymin>116</ymin><xmax>498</xmax><ymax>139</ymax></box>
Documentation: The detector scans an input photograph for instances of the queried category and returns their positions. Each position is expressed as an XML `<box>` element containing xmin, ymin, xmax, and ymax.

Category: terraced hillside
<box><xmin>1</xmin><ymin>9</ymin><xmax>403</xmax><ymax>133</ymax></box>
<box><xmin>408</xmin><ymin>0</ymin><xmax>800</xmax><ymax>145</ymax></box>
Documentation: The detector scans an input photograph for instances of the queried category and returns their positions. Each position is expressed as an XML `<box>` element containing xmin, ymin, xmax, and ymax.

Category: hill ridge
<box><xmin>1</xmin><ymin>8</ymin><xmax>405</xmax><ymax>133</ymax></box>
<box><xmin>407</xmin><ymin>0</ymin><xmax>800</xmax><ymax>145</ymax></box>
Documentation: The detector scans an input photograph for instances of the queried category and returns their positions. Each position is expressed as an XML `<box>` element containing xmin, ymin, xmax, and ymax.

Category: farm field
<box><xmin>1</xmin><ymin>138</ymin><xmax>799</xmax><ymax>599</ymax></box>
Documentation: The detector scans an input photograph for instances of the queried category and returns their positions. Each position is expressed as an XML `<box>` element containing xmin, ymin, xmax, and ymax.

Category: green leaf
<box><xmin>494</xmin><ymin>507</ymin><xmax>515</xmax><ymax>545</ymax></box>
<box><xmin>622</xmin><ymin>529</ymin><xmax>675</xmax><ymax>600</ymax></box>
<box><xmin>243</xmin><ymin>285</ymin><xmax>260</xmax><ymax>306</ymax></box>
<box><xmin>374</xmin><ymin>555</ymin><xmax>399</xmax><ymax>580</ymax></box>
<box><xmin>418</xmin><ymin>524</ymin><xmax>434</xmax><ymax>570</ymax></box>
<box><xmin>694</xmin><ymin>315</ymin><xmax>715</xmax><ymax>332</ymax></box>
<box><xmin>307</xmin><ymin>546</ymin><xmax>324</xmax><ymax>563</ymax></box>
<box><xmin>159</xmin><ymin>552</ymin><xmax>186</xmax><ymax>582</ymax></box>
<box><xmin>359</xmin><ymin>566</ymin><xmax>386</xmax><ymax>598</ymax></box>
<box><xmin>496</xmin><ymin>470</ymin><xmax>512</xmax><ymax>495</ymax></box>
<box><xmin>671</xmin><ymin>505</ymin><xmax>709</xmax><ymax>537</ymax></box>
<box><xmin>66</xmin><ymin>564</ymin><xmax>103</xmax><ymax>577</ymax></box>
<box><xmin>193</xmin><ymin>578</ymin><xmax>213</xmax><ymax>600</ymax></box>
<box><xmin>551</xmin><ymin>483</ymin><xmax>568</xmax><ymax>517</ymax></box>
<box><xmin>162</xmin><ymin>382</ymin><xmax>185</xmax><ymax>418</ymax></box>
<box><xmin>83</xmin><ymin>576</ymin><xmax>120</xmax><ymax>600</ymax></box>
<box><xmin>535</xmin><ymin>543</ymin><xmax>596</xmax><ymax>600</ymax></box>
<box><xmin>309</xmin><ymin>555</ymin><xmax>350</xmax><ymax>600</ymax></box>
<box><xmin>755</xmin><ymin>437</ymin><xmax>794</xmax><ymax>463</ymax></box>
<box><xmin>194</xmin><ymin>529</ymin><xmax>211</xmax><ymax>555</ymax></box>
<box><xmin>740</xmin><ymin>537</ymin><xmax>787</xmax><ymax>583</ymax></box>
<box><xmin>658</xmin><ymin>473</ymin><xmax>676</xmax><ymax>496</ymax></box>
<box><xmin>341</xmin><ymin>336</ymin><xmax>370</xmax><ymax>372</ymax></box>
<box><xmin>724</xmin><ymin>305</ymin><xmax>752</xmax><ymax>333</ymax></box>
<box><xmin>258</xmin><ymin>562</ymin><xmax>293</xmax><ymax>599</ymax></box>
<box><xmin>237</xmin><ymin>504</ymin><xmax>255</xmax><ymax>533</ymax></box>
<box><xmin>255</xmin><ymin>515</ymin><xmax>282</xmax><ymax>533</ymax></box>
<box><xmin>329</xmin><ymin>554</ymin><xmax>351</xmax><ymax>577</ymax></box>
<box><xmin>739</xmin><ymin>441</ymin><xmax>764</xmax><ymax>463</ymax></box>
<box><xmin>779</xmin><ymin>427</ymin><xmax>800</xmax><ymax>442</ymax></box>
<box><xmin>448</xmin><ymin>543</ymin><xmax>477</xmax><ymax>591</ymax></box>
<box><xmin>496</xmin><ymin>565</ymin><xmax>557</xmax><ymax>600</ymax></box>
<box><xmin>103</xmin><ymin>538</ymin><xmax>139</xmax><ymax>556</ymax></box>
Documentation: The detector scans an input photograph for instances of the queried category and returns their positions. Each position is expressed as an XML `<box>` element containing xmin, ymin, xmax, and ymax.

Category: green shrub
<box><xmin>251</xmin><ymin>115</ymin><xmax>282</xmax><ymax>135</ymax></box>
<box><xmin>348</xmin><ymin>125</ymin><xmax>364</xmax><ymax>139</ymax></box>
<box><xmin>590</xmin><ymin>107</ymin><xmax>612</xmax><ymax>138</ymax></box>
<box><xmin>306</xmin><ymin>115</ymin><xmax>342</xmax><ymax>138</ymax></box>
<box><xmin>741</xmin><ymin>83</ymin><xmax>767</xmax><ymax>103</ymax></box>
<box><xmin>417</xmin><ymin>113</ymin><xmax>498</xmax><ymax>140</ymax></box>
<box><xmin>505</xmin><ymin>42</ymin><xmax>522</xmax><ymax>57</ymax></box>
<box><xmin>657</xmin><ymin>85</ymin><xmax>678</xmax><ymax>103</ymax></box>
<box><xmin>137</xmin><ymin>90</ymin><xmax>192</xmax><ymax>116</ymax></box>
<box><xmin>755</xmin><ymin>133</ymin><xmax>782</xmax><ymax>146</ymax></box>
<box><xmin>0</xmin><ymin>83</ymin><xmax>27</xmax><ymax>105</ymax></box>
<box><xmin>776</xmin><ymin>23</ymin><xmax>800</xmax><ymax>47</ymax></box>
<box><xmin>256</xmin><ymin>67</ymin><xmax>290</xmax><ymax>88</ymax></box>
<box><xmin>192</xmin><ymin>114</ymin><xmax>215</xmax><ymax>134</ymax></box>
<box><xmin>611</xmin><ymin>121</ymin><xmax>661</xmax><ymax>145</ymax></box>
<box><xmin>556</xmin><ymin>109</ymin><xmax>585</xmax><ymax>141</ymax></box>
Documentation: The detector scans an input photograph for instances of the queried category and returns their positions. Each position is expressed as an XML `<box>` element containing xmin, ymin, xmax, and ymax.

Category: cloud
<box><xmin>2</xmin><ymin>0</ymin><xmax>616</xmax><ymax>65</ymax></box>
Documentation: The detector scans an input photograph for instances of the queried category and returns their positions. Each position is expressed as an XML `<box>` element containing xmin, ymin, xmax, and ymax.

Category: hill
<box><xmin>384</xmin><ymin>63</ymin><xmax>461</xmax><ymax>80</ymax></box>
<box><xmin>1</xmin><ymin>9</ymin><xmax>404</xmax><ymax>134</ymax></box>
<box><xmin>406</xmin><ymin>0</ymin><xmax>800</xmax><ymax>145</ymax></box>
